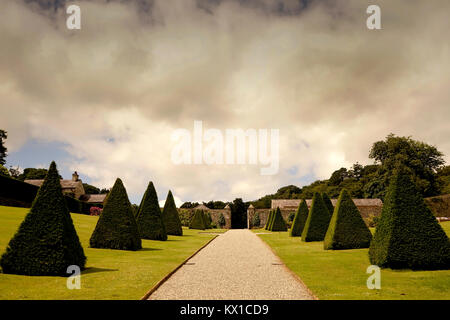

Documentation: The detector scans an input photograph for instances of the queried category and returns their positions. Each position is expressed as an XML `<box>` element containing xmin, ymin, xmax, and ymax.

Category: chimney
<box><xmin>72</xmin><ymin>171</ymin><xmax>79</xmax><ymax>181</ymax></box>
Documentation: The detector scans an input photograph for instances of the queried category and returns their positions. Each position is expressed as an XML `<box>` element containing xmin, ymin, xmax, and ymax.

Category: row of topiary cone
<box><xmin>286</xmin><ymin>166</ymin><xmax>450</xmax><ymax>270</ymax></box>
<box><xmin>0</xmin><ymin>161</ymin><xmax>183</xmax><ymax>276</ymax></box>
<box><xmin>90</xmin><ymin>178</ymin><xmax>183</xmax><ymax>251</ymax></box>
<box><xmin>189</xmin><ymin>209</ymin><xmax>213</xmax><ymax>230</ymax></box>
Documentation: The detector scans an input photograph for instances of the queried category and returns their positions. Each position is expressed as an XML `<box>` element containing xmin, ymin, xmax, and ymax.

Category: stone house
<box><xmin>25</xmin><ymin>171</ymin><xmax>107</xmax><ymax>206</ymax></box>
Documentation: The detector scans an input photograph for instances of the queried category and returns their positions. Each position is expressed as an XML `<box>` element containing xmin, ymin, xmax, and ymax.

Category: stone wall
<box><xmin>179</xmin><ymin>208</ymin><xmax>232</xmax><ymax>229</ymax></box>
<box><xmin>247</xmin><ymin>208</ymin><xmax>293</xmax><ymax>229</ymax></box>
<box><xmin>247</xmin><ymin>203</ymin><xmax>383</xmax><ymax>229</ymax></box>
<box><xmin>424</xmin><ymin>194</ymin><xmax>450</xmax><ymax>218</ymax></box>
<box><xmin>181</xmin><ymin>194</ymin><xmax>450</xmax><ymax>230</ymax></box>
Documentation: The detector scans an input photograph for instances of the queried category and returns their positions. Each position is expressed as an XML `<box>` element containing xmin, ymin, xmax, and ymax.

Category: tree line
<box><xmin>251</xmin><ymin>134</ymin><xmax>450</xmax><ymax>208</ymax></box>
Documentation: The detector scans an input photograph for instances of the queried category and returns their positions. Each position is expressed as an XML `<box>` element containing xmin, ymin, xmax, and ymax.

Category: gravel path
<box><xmin>148</xmin><ymin>229</ymin><xmax>315</xmax><ymax>300</ymax></box>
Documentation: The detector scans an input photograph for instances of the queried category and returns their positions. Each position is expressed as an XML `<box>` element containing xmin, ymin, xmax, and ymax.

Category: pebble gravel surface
<box><xmin>149</xmin><ymin>229</ymin><xmax>315</xmax><ymax>300</ymax></box>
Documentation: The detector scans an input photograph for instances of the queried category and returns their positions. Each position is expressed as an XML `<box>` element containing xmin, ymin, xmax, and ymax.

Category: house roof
<box><xmin>271</xmin><ymin>198</ymin><xmax>382</xmax><ymax>209</ymax></box>
<box><xmin>193</xmin><ymin>203</ymin><xmax>210</xmax><ymax>210</ymax></box>
<box><xmin>25</xmin><ymin>179</ymin><xmax>81</xmax><ymax>189</ymax></box>
<box><xmin>79</xmin><ymin>194</ymin><xmax>107</xmax><ymax>203</ymax></box>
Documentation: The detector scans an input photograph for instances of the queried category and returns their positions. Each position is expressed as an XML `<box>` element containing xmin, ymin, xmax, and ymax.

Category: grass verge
<box><xmin>256</xmin><ymin>222</ymin><xmax>450</xmax><ymax>300</ymax></box>
<box><xmin>0</xmin><ymin>206</ymin><xmax>222</xmax><ymax>299</ymax></box>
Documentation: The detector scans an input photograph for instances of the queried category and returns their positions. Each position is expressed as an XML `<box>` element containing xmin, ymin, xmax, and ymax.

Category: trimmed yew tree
<box><xmin>267</xmin><ymin>210</ymin><xmax>275</xmax><ymax>230</ymax></box>
<box><xmin>369</xmin><ymin>167</ymin><xmax>450</xmax><ymax>270</ymax></box>
<box><xmin>89</xmin><ymin>178</ymin><xmax>142</xmax><ymax>250</ymax></box>
<box><xmin>189</xmin><ymin>209</ymin><xmax>206</xmax><ymax>230</ymax></box>
<box><xmin>301</xmin><ymin>192</ymin><xmax>332</xmax><ymax>242</ymax></box>
<box><xmin>324</xmin><ymin>189</ymin><xmax>372</xmax><ymax>250</ymax></box>
<box><xmin>0</xmin><ymin>161</ymin><xmax>86</xmax><ymax>276</ymax></box>
<box><xmin>289</xmin><ymin>199</ymin><xmax>309</xmax><ymax>237</ymax></box>
<box><xmin>270</xmin><ymin>207</ymin><xmax>288</xmax><ymax>231</ymax></box>
<box><xmin>162</xmin><ymin>190</ymin><xmax>183</xmax><ymax>236</ymax></box>
<box><xmin>265</xmin><ymin>210</ymin><xmax>273</xmax><ymax>230</ymax></box>
<box><xmin>136</xmin><ymin>181</ymin><xmax>167</xmax><ymax>241</ymax></box>
<box><xmin>322</xmin><ymin>193</ymin><xmax>334</xmax><ymax>215</ymax></box>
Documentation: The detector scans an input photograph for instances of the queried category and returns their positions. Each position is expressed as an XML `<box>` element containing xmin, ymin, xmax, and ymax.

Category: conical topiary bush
<box><xmin>189</xmin><ymin>209</ymin><xmax>206</xmax><ymax>230</ymax></box>
<box><xmin>270</xmin><ymin>207</ymin><xmax>288</xmax><ymax>231</ymax></box>
<box><xmin>289</xmin><ymin>199</ymin><xmax>309</xmax><ymax>237</ymax></box>
<box><xmin>136</xmin><ymin>181</ymin><xmax>167</xmax><ymax>241</ymax></box>
<box><xmin>0</xmin><ymin>161</ymin><xmax>86</xmax><ymax>276</ymax></box>
<box><xmin>265</xmin><ymin>210</ymin><xmax>273</xmax><ymax>230</ymax></box>
<box><xmin>322</xmin><ymin>193</ymin><xmax>334</xmax><ymax>215</ymax></box>
<box><xmin>324</xmin><ymin>189</ymin><xmax>372</xmax><ymax>250</ymax></box>
<box><xmin>162</xmin><ymin>190</ymin><xmax>183</xmax><ymax>236</ymax></box>
<box><xmin>267</xmin><ymin>210</ymin><xmax>275</xmax><ymax>230</ymax></box>
<box><xmin>301</xmin><ymin>192</ymin><xmax>332</xmax><ymax>242</ymax></box>
<box><xmin>89</xmin><ymin>178</ymin><xmax>142</xmax><ymax>250</ymax></box>
<box><xmin>369</xmin><ymin>167</ymin><xmax>450</xmax><ymax>270</ymax></box>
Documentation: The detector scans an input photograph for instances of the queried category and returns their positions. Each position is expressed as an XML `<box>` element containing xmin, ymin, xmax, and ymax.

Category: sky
<box><xmin>1</xmin><ymin>0</ymin><xmax>450</xmax><ymax>205</ymax></box>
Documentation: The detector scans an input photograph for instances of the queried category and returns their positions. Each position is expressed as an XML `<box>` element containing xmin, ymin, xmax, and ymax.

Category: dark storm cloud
<box><xmin>1</xmin><ymin>0</ymin><xmax>449</xmax><ymax>202</ymax></box>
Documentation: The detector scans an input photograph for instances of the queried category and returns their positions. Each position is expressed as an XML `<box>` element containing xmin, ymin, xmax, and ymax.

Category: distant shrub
<box><xmin>252</xmin><ymin>212</ymin><xmax>261</xmax><ymax>228</ymax></box>
<box><xmin>301</xmin><ymin>192</ymin><xmax>332</xmax><ymax>242</ymax></box>
<box><xmin>90</xmin><ymin>206</ymin><xmax>102</xmax><ymax>216</ymax></box>
<box><xmin>136</xmin><ymin>182</ymin><xmax>167</xmax><ymax>241</ymax></box>
<box><xmin>290</xmin><ymin>199</ymin><xmax>309</xmax><ymax>237</ymax></box>
<box><xmin>89</xmin><ymin>178</ymin><xmax>142</xmax><ymax>251</ymax></box>
<box><xmin>324</xmin><ymin>189</ymin><xmax>372</xmax><ymax>250</ymax></box>
<box><xmin>218</xmin><ymin>213</ymin><xmax>226</xmax><ymax>228</ymax></box>
<box><xmin>189</xmin><ymin>210</ymin><xmax>207</xmax><ymax>230</ymax></box>
<box><xmin>268</xmin><ymin>208</ymin><xmax>287</xmax><ymax>232</ymax></box>
<box><xmin>161</xmin><ymin>190</ymin><xmax>183</xmax><ymax>236</ymax></box>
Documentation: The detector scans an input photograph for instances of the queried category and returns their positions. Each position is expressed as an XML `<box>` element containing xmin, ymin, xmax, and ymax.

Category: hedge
<box><xmin>136</xmin><ymin>181</ymin><xmax>167</xmax><ymax>241</ymax></box>
<box><xmin>324</xmin><ymin>189</ymin><xmax>372</xmax><ymax>250</ymax></box>
<box><xmin>289</xmin><ymin>199</ymin><xmax>309</xmax><ymax>237</ymax></box>
<box><xmin>369</xmin><ymin>167</ymin><xmax>450</xmax><ymax>270</ymax></box>
<box><xmin>301</xmin><ymin>192</ymin><xmax>332</xmax><ymax>242</ymax></box>
<box><xmin>162</xmin><ymin>190</ymin><xmax>183</xmax><ymax>236</ymax></box>
<box><xmin>89</xmin><ymin>178</ymin><xmax>142</xmax><ymax>250</ymax></box>
<box><xmin>0</xmin><ymin>162</ymin><xmax>86</xmax><ymax>276</ymax></box>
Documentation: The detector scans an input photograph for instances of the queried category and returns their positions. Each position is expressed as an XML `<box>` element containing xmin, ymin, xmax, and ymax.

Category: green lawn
<box><xmin>256</xmin><ymin>222</ymin><xmax>450</xmax><ymax>300</ymax></box>
<box><xmin>0</xmin><ymin>206</ymin><xmax>222</xmax><ymax>300</ymax></box>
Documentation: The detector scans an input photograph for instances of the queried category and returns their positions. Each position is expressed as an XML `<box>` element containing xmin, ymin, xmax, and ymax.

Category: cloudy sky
<box><xmin>1</xmin><ymin>0</ymin><xmax>449</xmax><ymax>205</ymax></box>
